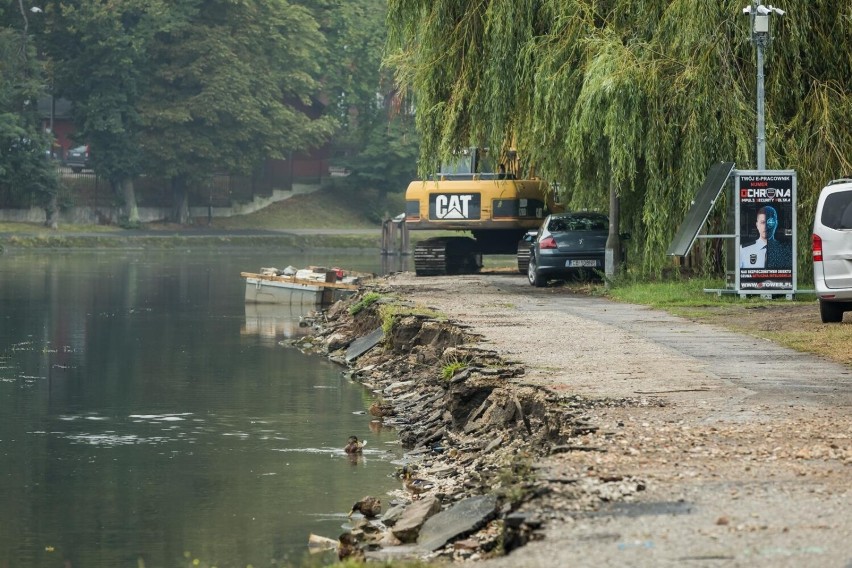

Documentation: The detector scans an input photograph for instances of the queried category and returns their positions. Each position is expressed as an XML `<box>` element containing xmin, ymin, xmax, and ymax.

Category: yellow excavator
<box><xmin>404</xmin><ymin>148</ymin><xmax>559</xmax><ymax>276</ymax></box>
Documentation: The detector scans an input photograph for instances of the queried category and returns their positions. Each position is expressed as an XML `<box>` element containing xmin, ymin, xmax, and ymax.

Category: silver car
<box><xmin>527</xmin><ymin>212</ymin><xmax>609</xmax><ymax>287</ymax></box>
<box><xmin>812</xmin><ymin>178</ymin><xmax>852</xmax><ymax>322</ymax></box>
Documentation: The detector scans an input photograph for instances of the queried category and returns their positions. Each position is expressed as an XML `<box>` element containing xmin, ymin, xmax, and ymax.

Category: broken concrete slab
<box><xmin>417</xmin><ymin>494</ymin><xmax>498</xmax><ymax>552</ymax></box>
<box><xmin>391</xmin><ymin>495</ymin><xmax>442</xmax><ymax>543</ymax></box>
<box><xmin>345</xmin><ymin>327</ymin><xmax>384</xmax><ymax>362</ymax></box>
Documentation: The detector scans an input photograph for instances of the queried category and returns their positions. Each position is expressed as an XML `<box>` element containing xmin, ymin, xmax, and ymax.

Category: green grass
<box><xmin>1</xmin><ymin>186</ymin><xmax>400</xmax><ymax>234</ymax></box>
<box><xmin>441</xmin><ymin>360</ymin><xmax>468</xmax><ymax>380</ymax></box>
<box><xmin>210</xmin><ymin>186</ymin><xmax>400</xmax><ymax>231</ymax></box>
<box><xmin>0</xmin><ymin>186</ymin><xmax>403</xmax><ymax>249</ymax></box>
<box><xmin>349</xmin><ymin>292</ymin><xmax>383</xmax><ymax>316</ymax></box>
<box><xmin>602</xmin><ymin>276</ymin><xmax>815</xmax><ymax>309</ymax></box>
<box><xmin>0</xmin><ymin>221</ymin><xmax>123</xmax><ymax>234</ymax></box>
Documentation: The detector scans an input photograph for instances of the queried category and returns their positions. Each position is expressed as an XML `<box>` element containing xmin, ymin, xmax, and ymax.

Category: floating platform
<box><xmin>242</xmin><ymin>271</ymin><xmax>360</xmax><ymax>305</ymax></box>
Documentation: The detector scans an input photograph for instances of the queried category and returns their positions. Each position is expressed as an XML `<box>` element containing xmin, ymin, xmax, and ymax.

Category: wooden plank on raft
<box><xmin>240</xmin><ymin>272</ymin><xmax>360</xmax><ymax>291</ymax></box>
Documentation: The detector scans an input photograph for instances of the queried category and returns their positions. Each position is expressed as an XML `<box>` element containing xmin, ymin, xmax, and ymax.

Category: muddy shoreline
<box><xmin>293</xmin><ymin>282</ymin><xmax>645</xmax><ymax>562</ymax></box>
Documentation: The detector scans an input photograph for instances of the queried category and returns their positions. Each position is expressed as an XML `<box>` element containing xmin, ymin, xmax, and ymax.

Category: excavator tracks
<box><xmin>414</xmin><ymin>237</ymin><xmax>482</xmax><ymax>276</ymax></box>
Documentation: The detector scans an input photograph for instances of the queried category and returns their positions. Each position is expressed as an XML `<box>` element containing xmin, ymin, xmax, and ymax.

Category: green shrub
<box><xmin>441</xmin><ymin>360</ymin><xmax>467</xmax><ymax>380</ymax></box>
<box><xmin>349</xmin><ymin>292</ymin><xmax>382</xmax><ymax>316</ymax></box>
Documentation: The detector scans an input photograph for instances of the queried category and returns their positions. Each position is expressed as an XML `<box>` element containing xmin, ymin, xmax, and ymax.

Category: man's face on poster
<box><xmin>755</xmin><ymin>206</ymin><xmax>779</xmax><ymax>241</ymax></box>
<box><xmin>756</xmin><ymin>213</ymin><xmax>767</xmax><ymax>240</ymax></box>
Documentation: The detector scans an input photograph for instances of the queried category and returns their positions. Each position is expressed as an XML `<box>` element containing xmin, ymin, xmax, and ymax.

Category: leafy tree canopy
<box><xmin>46</xmin><ymin>0</ymin><xmax>166</xmax><ymax>184</ymax></box>
<box><xmin>332</xmin><ymin>113</ymin><xmax>419</xmax><ymax>197</ymax></box>
<box><xmin>4</xmin><ymin>0</ymin><xmax>408</xmax><ymax>220</ymax></box>
<box><xmin>0</xmin><ymin>6</ymin><xmax>58</xmax><ymax>209</ymax></box>
<box><xmin>36</xmin><ymin>0</ymin><xmax>339</xmax><ymax>218</ymax></box>
<box><xmin>315</xmin><ymin>0</ymin><xmax>419</xmax><ymax>196</ymax></box>
<box><xmin>136</xmin><ymin>0</ymin><xmax>337</xmax><ymax>183</ymax></box>
<box><xmin>313</xmin><ymin>0</ymin><xmax>389</xmax><ymax>130</ymax></box>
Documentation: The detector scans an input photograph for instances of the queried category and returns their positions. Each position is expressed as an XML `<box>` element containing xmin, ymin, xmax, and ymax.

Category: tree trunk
<box><xmin>172</xmin><ymin>176</ymin><xmax>190</xmax><ymax>225</ymax></box>
<box><xmin>121</xmin><ymin>178</ymin><xmax>139</xmax><ymax>224</ymax></box>
<box><xmin>605</xmin><ymin>172</ymin><xmax>621</xmax><ymax>285</ymax></box>
<box><xmin>45</xmin><ymin>193</ymin><xmax>59</xmax><ymax>230</ymax></box>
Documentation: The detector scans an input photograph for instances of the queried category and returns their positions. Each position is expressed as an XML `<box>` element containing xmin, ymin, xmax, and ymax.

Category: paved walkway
<box><xmin>516</xmin><ymin>281</ymin><xmax>851</xmax><ymax>410</ymax></box>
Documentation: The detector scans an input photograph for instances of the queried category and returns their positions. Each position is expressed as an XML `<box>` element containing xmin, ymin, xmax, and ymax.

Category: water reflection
<box><xmin>380</xmin><ymin>253</ymin><xmax>409</xmax><ymax>276</ymax></box>
<box><xmin>242</xmin><ymin>303</ymin><xmax>317</xmax><ymax>344</ymax></box>
<box><xmin>0</xmin><ymin>250</ymin><xmax>402</xmax><ymax>568</ymax></box>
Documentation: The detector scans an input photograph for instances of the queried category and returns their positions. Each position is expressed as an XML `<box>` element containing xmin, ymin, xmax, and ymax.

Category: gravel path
<box><xmin>385</xmin><ymin>271</ymin><xmax>851</xmax><ymax>568</ymax></box>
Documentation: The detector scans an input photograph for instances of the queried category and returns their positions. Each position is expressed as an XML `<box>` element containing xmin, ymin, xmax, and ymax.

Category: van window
<box><xmin>821</xmin><ymin>190</ymin><xmax>852</xmax><ymax>230</ymax></box>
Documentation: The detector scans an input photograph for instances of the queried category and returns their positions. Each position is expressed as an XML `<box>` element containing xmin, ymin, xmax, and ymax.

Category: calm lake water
<box><xmin>0</xmin><ymin>249</ymin><xmax>409</xmax><ymax>568</ymax></box>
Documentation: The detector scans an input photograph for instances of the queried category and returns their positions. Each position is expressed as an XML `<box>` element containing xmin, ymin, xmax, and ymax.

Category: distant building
<box><xmin>37</xmin><ymin>96</ymin><xmax>75</xmax><ymax>159</ymax></box>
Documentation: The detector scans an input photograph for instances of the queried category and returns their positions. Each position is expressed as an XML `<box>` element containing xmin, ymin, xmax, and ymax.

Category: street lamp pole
<box><xmin>744</xmin><ymin>2</ymin><xmax>785</xmax><ymax>170</ymax></box>
<box><xmin>754</xmin><ymin>4</ymin><xmax>766</xmax><ymax>169</ymax></box>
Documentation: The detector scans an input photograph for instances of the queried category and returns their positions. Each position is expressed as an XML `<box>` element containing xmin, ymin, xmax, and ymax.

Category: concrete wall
<box><xmin>0</xmin><ymin>183</ymin><xmax>320</xmax><ymax>226</ymax></box>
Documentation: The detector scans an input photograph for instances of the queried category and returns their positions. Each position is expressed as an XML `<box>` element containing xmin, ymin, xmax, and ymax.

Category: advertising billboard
<box><xmin>735</xmin><ymin>170</ymin><xmax>797</xmax><ymax>294</ymax></box>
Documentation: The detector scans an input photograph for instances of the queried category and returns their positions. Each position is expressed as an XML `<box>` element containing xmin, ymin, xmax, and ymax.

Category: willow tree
<box><xmin>387</xmin><ymin>0</ymin><xmax>852</xmax><ymax>276</ymax></box>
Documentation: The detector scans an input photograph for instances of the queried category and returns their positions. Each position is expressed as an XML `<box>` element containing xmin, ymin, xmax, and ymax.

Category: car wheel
<box><xmin>819</xmin><ymin>299</ymin><xmax>845</xmax><ymax>323</ymax></box>
<box><xmin>527</xmin><ymin>254</ymin><xmax>546</xmax><ymax>287</ymax></box>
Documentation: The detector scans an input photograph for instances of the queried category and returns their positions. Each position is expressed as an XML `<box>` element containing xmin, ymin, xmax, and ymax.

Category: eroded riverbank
<box><xmin>293</xmin><ymin>279</ymin><xmax>652</xmax><ymax>563</ymax></box>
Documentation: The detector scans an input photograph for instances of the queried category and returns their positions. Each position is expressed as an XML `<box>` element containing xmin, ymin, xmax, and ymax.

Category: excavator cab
<box><xmin>431</xmin><ymin>148</ymin><xmax>493</xmax><ymax>178</ymax></box>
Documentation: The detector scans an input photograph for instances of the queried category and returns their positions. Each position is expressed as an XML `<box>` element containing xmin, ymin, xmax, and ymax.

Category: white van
<box><xmin>812</xmin><ymin>178</ymin><xmax>852</xmax><ymax>322</ymax></box>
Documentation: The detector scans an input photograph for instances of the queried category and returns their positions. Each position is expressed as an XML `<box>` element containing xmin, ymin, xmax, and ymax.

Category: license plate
<box><xmin>567</xmin><ymin>259</ymin><xmax>599</xmax><ymax>268</ymax></box>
